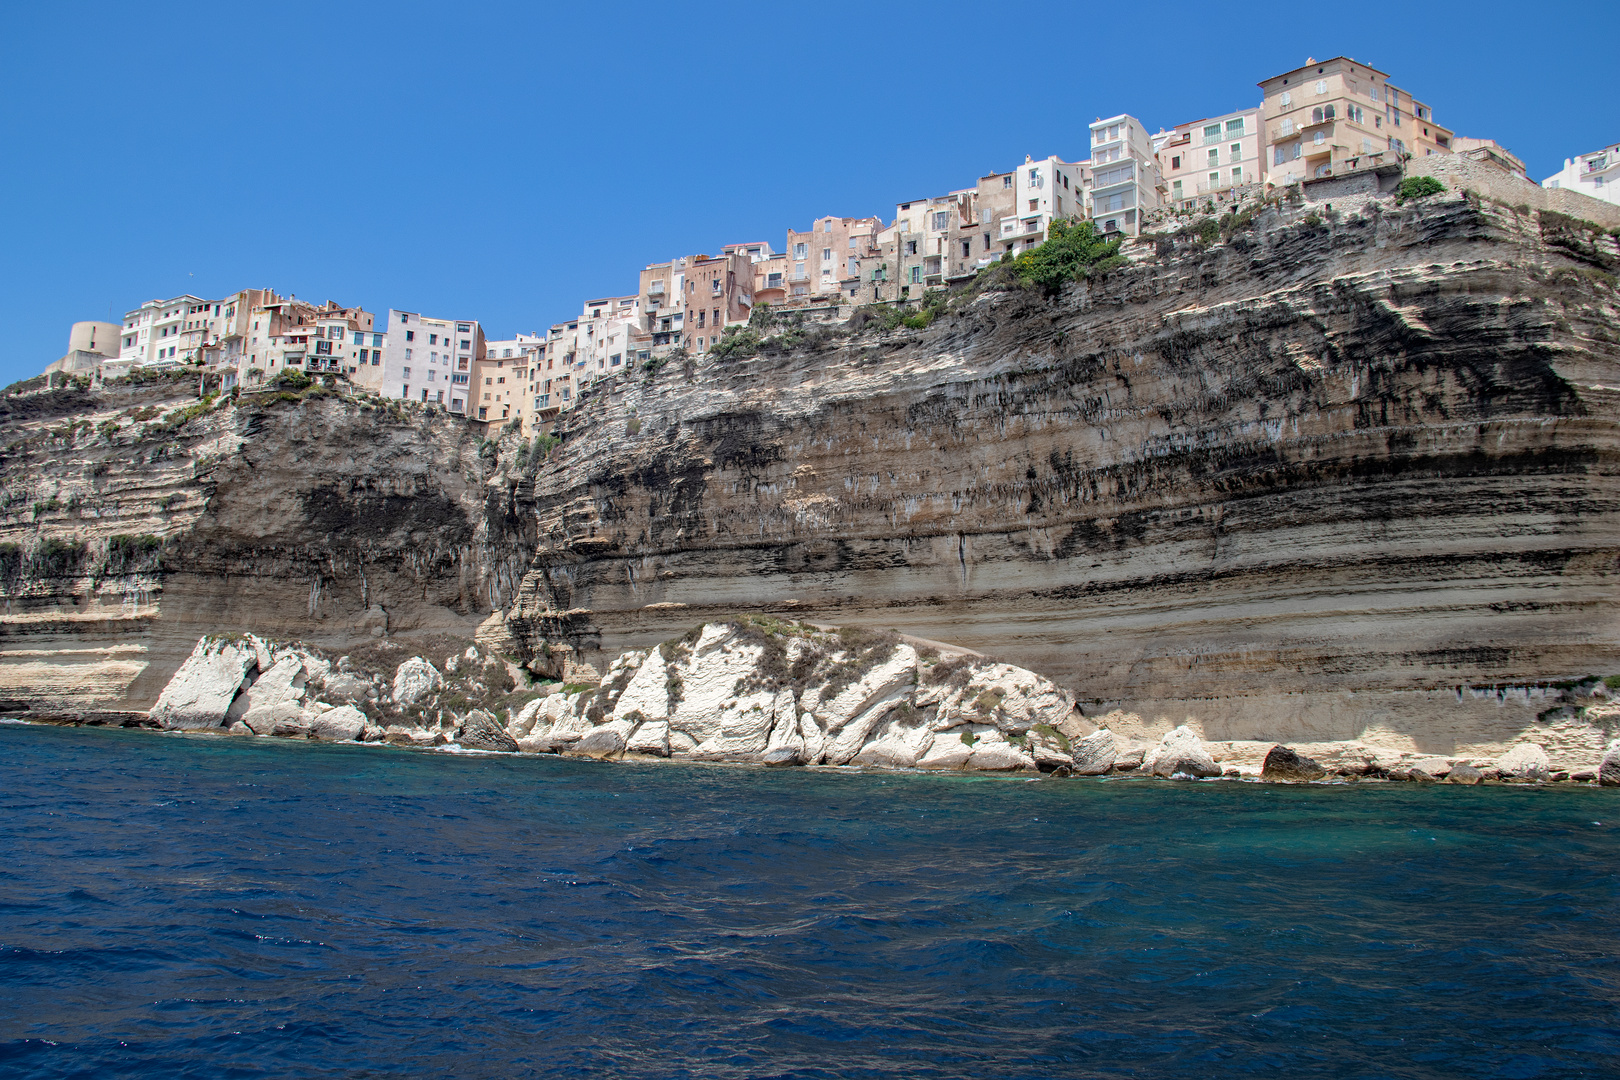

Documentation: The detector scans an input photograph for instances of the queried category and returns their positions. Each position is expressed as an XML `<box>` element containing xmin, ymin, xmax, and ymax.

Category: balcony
<box><xmin>789</xmin><ymin>271</ymin><xmax>809</xmax><ymax>282</ymax></box>
<box><xmin>647</xmin><ymin>280</ymin><xmax>665</xmax><ymax>295</ymax></box>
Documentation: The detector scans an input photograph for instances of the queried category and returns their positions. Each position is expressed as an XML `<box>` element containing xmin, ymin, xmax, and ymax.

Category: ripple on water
<box><xmin>1</xmin><ymin>723</ymin><xmax>1618</xmax><ymax>1079</ymax></box>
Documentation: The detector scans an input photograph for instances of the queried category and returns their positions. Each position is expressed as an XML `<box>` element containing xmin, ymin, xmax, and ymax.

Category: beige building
<box><xmin>47</xmin><ymin>321</ymin><xmax>121</xmax><ymax>375</ymax></box>
<box><xmin>783</xmin><ymin>217</ymin><xmax>881</xmax><ymax>303</ymax></box>
<box><xmin>1453</xmin><ymin>137</ymin><xmax>1527</xmax><ymax>178</ymax></box>
<box><xmin>239</xmin><ymin>299</ymin><xmax>376</xmax><ymax>391</ymax></box>
<box><xmin>1259</xmin><ymin>56</ymin><xmax>1451</xmax><ymax>185</ymax></box>
<box><xmin>1156</xmin><ymin>107</ymin><xmax>1264</xmax><ymax>208</ymax></box>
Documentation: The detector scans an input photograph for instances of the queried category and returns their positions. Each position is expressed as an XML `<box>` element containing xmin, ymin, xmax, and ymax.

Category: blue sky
<box><xmin>1</xmin><ymin>0</ymin><xmax>1614</xmax><ymax>383</ymax></box>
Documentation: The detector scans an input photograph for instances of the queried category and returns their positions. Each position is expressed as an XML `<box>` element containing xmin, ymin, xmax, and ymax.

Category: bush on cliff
<box><xmin>1013</xmin><ymin>220</ymin><xmax>1123</xmax><ymax>290</ymax></box>
<box><xmin>1397</xmin><ymin>176</ymin><xmax>1445</xmax><ymax>202</ymax></box>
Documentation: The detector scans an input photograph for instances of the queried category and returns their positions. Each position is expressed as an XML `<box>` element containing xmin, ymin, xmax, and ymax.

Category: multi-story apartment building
<box><xmin>1156</xmin><ymin>108</ymin><xmax>1264</xmax><ymax>208</ymax></box>
<box><xmin>1542</xmin><ymin>142</ymin><xmax>1620</xmax><ymax>205</ymax></box>
<box><xmin>953</xmin><ymin>171</ymin><xmax>1019</xmax><ymax>280</ymax></box>
<box><xmin>678</xmin><ymin>253</ymin><xmax>753</xmax><ymax>352</ymax></box>
<box><xmin>1088</xmin><ymin>115</ymin><xmax>1164</xmax><ymax>236</ymax></box>
<box><xmin>472</xmin><ymin>333</ymin><xmax>544</xmax><ymax>425</ymax></box>
<box><xmin>783</xmin><ymin>217</ymin><xmax>881</xmax><ymax>302</ymax></box>
<box><xmin>119</xmin><ymin>295</ymin><xmax>208</xmax><ymax>365</ymax></box>
<box><xmin>193</xmin><ymin>288</ymin><xmax>283</xmax><ymax>375</ymax></box>
<box><xmin>371</xmin><ymin>309</ymin><xmax>483</xmax><ymax>406</ymax></box>
<box><xmin>238</xmin><ymin>298</ymin><xmax>376</xmax><ymax>389</ymax></box>
<box><xmin>1259</xmin><ymin>57</ymin><xmax>1450</xmax><ymax>185</ymax></box>
<box><xmin>992</xmin><ymin>155</ymin><xmax>1088</xmax><ymax>252</ymax></box>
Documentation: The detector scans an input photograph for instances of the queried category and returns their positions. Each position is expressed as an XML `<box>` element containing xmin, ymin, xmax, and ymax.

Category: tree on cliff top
<box><xmin>1013</xmin><ymin>220</ymin><xmax>1124</xmax><ymax>291</ymax></box>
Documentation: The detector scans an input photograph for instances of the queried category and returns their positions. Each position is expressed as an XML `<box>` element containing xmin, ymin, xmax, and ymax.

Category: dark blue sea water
<box><xmin>1</xmin><ymin>723</ymin><xmax>1618</xmax><ymax>1079</ymax></box>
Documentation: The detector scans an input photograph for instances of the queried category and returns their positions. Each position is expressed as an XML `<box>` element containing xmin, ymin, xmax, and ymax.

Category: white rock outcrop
<box><xmin>1147</xmin><ymin>726</ymin><xmax>1221</xmax><ymax>778</ymax></box>
<box><xmin>392</xmin><ymin>657</ymin><xmax>443</xmax><ymax>706</ymax></box>
<box><xmin>149</xmin><ymin>637</ymin><xmax>258</xmax><ymax>730</ymax></box>
<box><xmin>1496</xmin><ymin>742</ymin><xmax>1551</xmax><ymax>781</ymax></box>
<box><xmin>310</xmin><ymin>705</ymin><xmax>368</xmax><ymax>742</ymax></box>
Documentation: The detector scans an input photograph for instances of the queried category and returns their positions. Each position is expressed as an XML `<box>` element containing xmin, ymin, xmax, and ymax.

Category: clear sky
<box><xmin>1</xmin><ymin>0</ymin><xmax>1614</xmax><ymax>384</ymax></box>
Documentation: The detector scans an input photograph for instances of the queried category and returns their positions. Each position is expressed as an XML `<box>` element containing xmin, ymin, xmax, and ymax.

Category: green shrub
<box><xmin>1397</xmin><ymin>176</ymin><xmax>1445</xmax><ymax>202</ymax></box>
<box><xmin>106</xmin><ymin>533</ymin><xmax>162</xmax><ymax>570</ymax></box>
<box><xmin>34</xmin><ymin>538</ymin><xmax>86</xmax><ymax>576</ymax></box>
<box><xmin>0</xmin><ymin>542</ymin><xmax>21</xmax><ymax>578</ymax></box>
<box><xmin>1605</xmin><ymin>675</ymin><xmax>1620</xmax><ymax>691</ymax></box>
<box><xmin>275</xmin><ymin>370</ymin><xmax>313</xmax><ymax>391</ymax></box>
<box><xmin>710</xmin><ymin>326</ymin><xmax>762</xmax><ymax>359</ymax></box>
<box><xmin>626</xmin><ymin>417</ymin><xmax>642</xmax><ymax>435</ymax></box>
<box><xmin>1012</xmin><ymin>219</ymin><xmax>1124</xmax><ymax>290</ymax></box>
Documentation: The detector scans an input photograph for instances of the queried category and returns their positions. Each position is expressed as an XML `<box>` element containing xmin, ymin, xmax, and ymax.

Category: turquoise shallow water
<box><xmin>1</xmin><ymin>722</ymin><xmax>1617</xmax><ymax>1079</ymax></box>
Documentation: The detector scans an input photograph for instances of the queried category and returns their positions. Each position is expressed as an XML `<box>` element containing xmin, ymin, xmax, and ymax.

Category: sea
<box><xmin>1</xmin><ymin>721</ymin><xmax>1617</xmax><ymax>1079</ymax></box>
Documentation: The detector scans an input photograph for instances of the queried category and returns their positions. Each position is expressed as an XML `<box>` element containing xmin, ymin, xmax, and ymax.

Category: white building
<box><xmin>1088</xmin><ymin>115</ymin><xmax>1165</xmax><ymax>237</ymax></box>
<box><xmin>374</xmin><ymin>309</ymin><xmax>484</xmax><ymax>406</ymax></box>
<box><xmin>995</xmin><ymin>155</ymin><xmax>1088</xmax><ymax>254</ymax></box>
<box><xmin>118</xmin><ymin>295</ymin><xmax>207</xmax><ymax>365</ymax></box>
<box><xmin>1542</xmin><ymin>142</ymin><xmax>1620</xmax><ymax>206</ymax></box>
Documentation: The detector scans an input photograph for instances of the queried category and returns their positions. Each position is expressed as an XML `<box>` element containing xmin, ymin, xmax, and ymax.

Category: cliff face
<box><xmin>3</xmin><ymin>188</ymin><xmax>1618</xmax><ymax>761</ymax></box>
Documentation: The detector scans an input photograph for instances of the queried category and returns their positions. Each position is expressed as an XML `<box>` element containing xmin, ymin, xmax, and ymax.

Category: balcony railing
<box><xmin>647</xmin><ymin>281</ymin><xmax>665</xmax><ymax>295</ymax></box>
<box><xmin>1196</xmin><ymin>172</ymin><xmax>1256</xmax><ymax>194</ymax></box>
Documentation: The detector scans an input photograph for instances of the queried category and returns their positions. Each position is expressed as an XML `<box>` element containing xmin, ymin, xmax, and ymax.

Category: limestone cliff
<box><xmin>3</xmin><ymin>184</ymin><xmax>1619</xmax><ymax>765</ymax></box>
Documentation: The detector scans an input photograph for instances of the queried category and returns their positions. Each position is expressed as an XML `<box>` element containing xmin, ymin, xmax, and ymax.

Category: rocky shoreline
<box><xmin>67</xmin><ymin>620</ymin><xmax>1620</xmax><ymax>788</ymax></box>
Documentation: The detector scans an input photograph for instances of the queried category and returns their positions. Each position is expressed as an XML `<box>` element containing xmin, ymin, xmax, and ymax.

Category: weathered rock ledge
<box><xmin>129</xmin><ymin>621</ymin><xmax>1620</xmax><ymax>785</ymax></box>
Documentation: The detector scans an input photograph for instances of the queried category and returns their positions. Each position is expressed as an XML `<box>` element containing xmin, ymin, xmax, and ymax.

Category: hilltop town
<box><xmin>41</xmin><ymin>54</ymin><xmax>1609</xmax><ymax>440</ymax></box>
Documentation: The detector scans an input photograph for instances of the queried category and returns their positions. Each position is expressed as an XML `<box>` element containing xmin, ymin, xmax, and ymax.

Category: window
<box><xmin>960</xmin><ymin>240</ymin><xmax>971</xmax><ymax>258</ymax></box>
<box><xmin>1315</xmin><ymin>80</ymin><xmax>1327</xmax><ymax>94</ymax></box>
<box><xmin>1230</xmin><ymin>143</ymin><xmax>1242</xmax><ymax>162</ymax></box>
<box><xmin>1312</xmin><ymin>107</ymin><xmax>1323</xmax><ymax>124</ymax></box>
<box><xmin>1172</xmin><ymin>179</ymin><xmax>1183</xmax><ymax>198</ymax></box>
<box><xmin>353</xmin><ymin>332</ymin><xmax>364</xmax><ymax>345</ymax></box>
<box><xmin>1232</xmin><ymin>167</ymin><xmax>1242</xmax><ymax>182</ymax></box>
<box><xmin>1209</xmin><ymin>171</ymin><xmax>1220</xmax><ymax>186</ymax></box>
<box><xmin>1171</xmin><ymin>155</ymin><xmax>1181</xmax><ymax>170</ymax></box>
<box><xmin>848</xmin><ymin>256</ymin><xmax>858</xmax><ymax>275</ymax></box>
<box><xmin>1226</xmin><ymin>118</ymin><xmax>1244</xmax><ymax>136</ymax></box>
<box><xmin>1204</xmin><ymin>123</ymin><xmax>1221</xmax><ymax>141</ymax></box>
<box><xmin>1002</xmin><ymin>175</ymin><xmax>1013</xmax><ymax>188</ymax></box>
<box><xmin>1208</xmin><ymin>149</ymin><xmax>1219</xmax><ymax>167</ymax></box>
<box><xmin>933</xmin><ymin>211</ymin><xmax>949</xmax><ymax>230</ymax></box>
<box><xmin>1324</xmin><ymin>104</ymin><xmax>1336</xmax><ymax>121</ymax></box>
<box><xmin>1314</xmin><ymin>131</ymin><xmax>1325</xmax><ymax>145</ymax></box>
<box><xmin>1280</xmin><ymin>91</ymin><xmax>1292</xmax><ymax>107</ymax></box>
<box><xmin>848</xmin><ymin>237</ymin><xmax>857</xmax><ymax>248</ymax></box>
<box><xmin>403</xmin><ymin>367</ymin><xmax>412</xmax><ymax>378</ymax></box>
<box><xmin>610</xmin><ymin>354</ymin><xmax>620</xmax><ymax>366</ymax></box>
<box><xmin>399</xmin><ymin>313</ymin><xmax>409</xmax><ymax>323</ymax></box>
<box><xmin>405</xmin><ymin>330</ymin><xmax>414</xmax><ymax>341</ymax></box>
<box><xmin>983</xmin><ymin>233</ymin><xmax>991</xmax><ymax>250</ymax></box>
<box><xmin>793</xmin><ymin>242</ymin><xmax>806</xmax><ymax>259</ymax></box>
<box><xmin>905</xmin><ymin>240</ymin><xmax>918</xmax><ymax>255</ymax></box>
<box><xmin>404</xmin><ymin>348</ymin><xmax>412</xmax><ymax>359</ymax></box>
<box><xmin>909</xmin><ymin>266</ymin><xmax>921</xmax><ymax>283</ymax></box>
<box><xmin>459</xmin><ymin>339</ymin><xmax>470</xmax><ymax>350</ymax></box>
<box><xmin>822</xmin><ymin>247</ymin><xmax>831</xmax><ymax>261</ymax></box>
<box><xmin>457</xmin><ymin>323</ymin><xmax>470</xmax><ymax>333</ymax></box>
<box><xmin>823</xmin><ymin>220</ymin><xmax>832</xmax><ymax>232</ymax></box>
